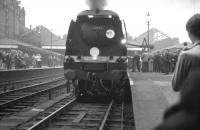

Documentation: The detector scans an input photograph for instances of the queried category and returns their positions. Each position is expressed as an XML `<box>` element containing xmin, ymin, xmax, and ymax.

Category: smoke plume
<box><xmin>86</xmin><ymin>0</ymin><xmax>107</xmax><ymax>10</ymax></box>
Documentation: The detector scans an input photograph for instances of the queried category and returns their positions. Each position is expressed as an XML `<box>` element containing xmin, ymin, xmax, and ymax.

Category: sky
<box><xmin>20</xmin><ymin>0</ymin><xmax>200</xmax><ymax>43</ymax></box>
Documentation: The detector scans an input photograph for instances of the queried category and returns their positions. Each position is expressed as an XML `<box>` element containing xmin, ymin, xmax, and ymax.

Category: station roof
<box><xmin>41</xmin><ymin>39</ymin><xmax>65</xmax><ymax>50</ymax></box>
<box><xmin>53</xmin><ymin>39</ymin><xmax>65</xmax><ymax>46</ymax></box>
<box><xmin>0</xmin><ymin>38</ymin><xmax>61</xmax><ymax>56</ymax></box>
<box><xmin>0</xmin><ymin>38</ymin><xmax>32</xmax><ymax>48</ymax></box>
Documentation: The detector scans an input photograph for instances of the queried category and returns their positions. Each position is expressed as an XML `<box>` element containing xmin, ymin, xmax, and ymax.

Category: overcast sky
<box><xmin>20</xmin><ymin>0</ymin><xmax>200</xmax><ymax>43</ymax></box>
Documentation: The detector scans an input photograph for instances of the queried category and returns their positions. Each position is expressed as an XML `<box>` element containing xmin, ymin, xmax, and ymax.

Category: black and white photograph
<box><xmin>0</xmin><ymin>0</ymin><xmax>200</xmax><ymax>129</ymax></box>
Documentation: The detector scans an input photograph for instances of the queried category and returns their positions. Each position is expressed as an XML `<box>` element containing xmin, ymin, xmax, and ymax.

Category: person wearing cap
<box><xmin>172</xmin><ymin>13</ymin><xmax>200</xmax><ymax>92</ymax></box>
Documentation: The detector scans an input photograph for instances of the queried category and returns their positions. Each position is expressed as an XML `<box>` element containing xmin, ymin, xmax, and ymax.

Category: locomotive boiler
<box><xmin>64</xmin><ymin>9</ymin><xmax>130</xmax><ymax>100</ymax></box>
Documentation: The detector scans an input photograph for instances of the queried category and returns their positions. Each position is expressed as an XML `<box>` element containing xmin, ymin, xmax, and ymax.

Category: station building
<box><xmin>0</xmin><ymin>0</ymin><xmax>25</xmax><ymax>40</ymax></box>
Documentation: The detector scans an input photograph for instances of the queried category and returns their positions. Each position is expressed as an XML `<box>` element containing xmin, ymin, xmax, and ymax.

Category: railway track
<box><xmin>16</xmin><ymin>98</ymin><xmax>135</xmax><ymax>130</ymax></box>
<box><xmin>0</xmin><ymin>73</ymin><xmax>134</xmax><ymax>129</ymax></box>
<box><xmin>0</xmin><ymin>74</ymin><xmax>63</xmax><ymax>93</ymax></box>
<box><xmin>0</xmin><ymin>77</ymin><xmax>67</xmax><ymax>119</ymax></box>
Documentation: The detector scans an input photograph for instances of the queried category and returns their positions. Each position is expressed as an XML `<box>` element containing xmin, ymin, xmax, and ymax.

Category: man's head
<box><xmin>186</xmin><ymin>14</ymin><xmax>200</xmax><ymax>43</ymax></box>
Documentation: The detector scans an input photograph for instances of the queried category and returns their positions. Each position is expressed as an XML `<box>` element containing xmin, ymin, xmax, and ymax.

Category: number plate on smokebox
<box><xmin>84</xmin><ymin>64</ymin><xmax>105</xmax><ymax>71</ymax></box>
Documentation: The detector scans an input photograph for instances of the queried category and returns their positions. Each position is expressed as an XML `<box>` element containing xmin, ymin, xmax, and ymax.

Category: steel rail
<box><xmin>0</xmin><ymin>74</ymin><xmax>63</xmax><ymax>93</ymax></box>
<box><xmin>0</xmin><ymin>77</ymin><xmax>64</xmax><ymax>97</ymax></box>
<box><xmin>0</xmin><ymin>81</ymin><xmax>66</xmax><ymax>109</ymax></box>
<box><xmin>27</xmin><ymin>98</ymin><xmax>77</xmax><ymax>130</ymax></box>
<box><xmin>99</xmin><ymin>100</ymin><xmax>114</xmax><ymax>130</ymax></box>
<box><xmin>0</xmin><ymin>73</ymin><xmax>62</xmax><ymax>87</ymax></box>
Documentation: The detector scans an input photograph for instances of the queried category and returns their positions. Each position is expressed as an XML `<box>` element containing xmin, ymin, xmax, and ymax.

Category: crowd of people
<box><xmin>131</xmin><ymin>50</ymin><xmax>179</xmax><ymax>74</ymax></box>
<box><xmin>0</xmin><ymin>49</ymin><xmax>63</xmax><ymax>70</ymax></box>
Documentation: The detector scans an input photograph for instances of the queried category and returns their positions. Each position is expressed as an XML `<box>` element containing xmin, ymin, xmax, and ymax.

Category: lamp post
<box><xmin>146</xmin><ymin>12</ymin><xmax>151</xmax><ymax>52</ymax></box>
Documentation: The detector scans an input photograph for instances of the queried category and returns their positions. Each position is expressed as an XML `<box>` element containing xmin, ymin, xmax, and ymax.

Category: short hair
<box><xmin>186</xmin><ymin>14</ymin><xmax>200</xmax><ymax>38</ymax></box>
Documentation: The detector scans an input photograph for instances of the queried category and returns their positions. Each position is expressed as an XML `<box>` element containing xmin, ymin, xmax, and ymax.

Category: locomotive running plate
<box><xmin>83</xmin><ymin>56</ymin><xmax>109</xmax><ymax>62</ymax></box>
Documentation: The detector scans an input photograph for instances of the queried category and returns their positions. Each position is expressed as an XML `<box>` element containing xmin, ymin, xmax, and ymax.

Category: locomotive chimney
<box><xmin>95</xmin><ymin>8</ymin><xmax>100</xmax><ymax>13</ymax></box>
<box><xmin>86</xmin><ymin>0</ymin><xmax>107</xmax><ymax>10</ymax></box>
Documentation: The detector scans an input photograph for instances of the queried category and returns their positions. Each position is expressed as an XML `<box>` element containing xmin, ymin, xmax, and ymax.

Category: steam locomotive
<box><xmin>64</xmin><ymin>9</ymin><xmax>130</xmax><ymax>100</ymax></box>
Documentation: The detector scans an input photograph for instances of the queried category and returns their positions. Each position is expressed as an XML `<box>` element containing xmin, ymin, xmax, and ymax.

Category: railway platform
<box><xmin>128</xmin><ymin>72</ymin><xmax>180</xmax><ymax>130</ymax></box>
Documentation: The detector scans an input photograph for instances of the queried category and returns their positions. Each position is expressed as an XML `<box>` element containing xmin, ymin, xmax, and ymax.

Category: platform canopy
<box><xmin>0</xmin><ymin>38</ymin><xmax>61</xmax><ymax>56</ymax></box>
<box><xmin>0</xmin><ymin>38</ymin><xmax>32</xmax><ymax>48</ymax></box>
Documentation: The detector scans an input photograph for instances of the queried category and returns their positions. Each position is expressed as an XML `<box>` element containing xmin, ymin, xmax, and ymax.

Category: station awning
<box><xmin>42</xmin><ymin>46</ymin><xmax>65</xmax><ymax>49</ymax></box>
<box><xmin>0</xmin><ymin>38</ymin><xmax>62</xmax><ymax>56</ymax></box>
<box><xmin>0</xmin><ymin>44</ymin><xmax>18</xmax><ymax>48</ymax></box>
<box><xmin>0</xmin><ymin>38</ymin><xmax>32</xmax><ymax>48</ymax></box>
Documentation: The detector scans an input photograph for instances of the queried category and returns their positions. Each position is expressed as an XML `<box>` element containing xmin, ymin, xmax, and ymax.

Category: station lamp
<box><xmin>146</xmin><ymin>12</ymin><xmax>151</xmax><ymax>52</ymax></box>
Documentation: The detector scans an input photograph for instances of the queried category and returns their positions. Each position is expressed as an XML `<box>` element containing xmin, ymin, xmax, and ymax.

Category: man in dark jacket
<box><xmin>172</xmin><ymin>13</ymin><xmax>200</xmax><ymax>91</ymax></box>
<box><xmin>153</xmin><ymin>70</ymin><xmax>200</xmax><ymax>130</ymax></box>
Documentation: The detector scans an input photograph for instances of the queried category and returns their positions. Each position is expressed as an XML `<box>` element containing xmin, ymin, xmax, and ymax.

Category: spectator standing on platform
<box><xmin>1</xmin><ymin>51</ymin><xmax>7</xmax><ymax>69</ymax></box>
<box><xmin>53</xmin><ymin>55</ymin><xmax>56</xmax><ymax>67</ymax></box>
<box><xmin>139</xmin><ymin>56</ymin><xmax>143</xmax><ymax>72</ymax></box>
<box><xmin>148</xmin><ymin>54</ymin><xmax>154</xmax><ymax>72</ymax></box>
<box><xmin>32</xmin><ymin>54</ymin><xmax>37</xmax><ymax>68</ymax></box>
<box><xmin>14</xmin><ymin>51</ymin><xmax>25</xmax><ymax>69</ymax></box>
<box><xmin>159</xmin><ymin>53</ymin><xmax>165</xmax><ymax>73</ymax></box>
<box><xmin>14</xmin><ymin>52</ymin><xmax>21</xmax><ymax>69</ymax></box>
<box><xmin>153</xmin><ymin>52</ymin><xmax>160</xmax><ymax>72</ymax></box>
<box><xmin>182</xmin><ymin>42</ymin><xmax>189</xmax><ymax>51</ymax></box>
<box><xmin>132</xmin><ymin>55</ymin><xmax>136</xmax><ymax>72</ymax></box>
<box><xmin>6</xmin><ymin>51</ymin><xmax>12</xmax><ymax>70</ymax></box>
<box><xmin>48</xmin><ymin>56</ymin><xmax>52</xmax><ymax>67</ymax></box>
<box><xmin>24</xmin><ymin>53</ymin><xmax>30</xmax><ymax>68</ymax></box>
<box><xmin>163</xmin><ymin>51</ymin><xmax>170</xmax><ymax>74</ymax></box>
<box><xmin>133</xmin><ymin>54</ymin><xmax>140</xmax><ymax>72</ymax></box>
<box><xmin>36</xmin><ymin>54</ymin><xmax>42</xmax><ymax>68</ymax></box>
<box><xmin>172</xmin><ymin>13</ymin><xmax>200</xmax><ymax>91</ymax></box>
<box><xmin>153</xmin><ymin>70</ymin><xmax>200</xmax><ymax>130</ymax></box>
<box><xmin>170</xmin><ymin>53</ymin><xmax>177</xmax><ymax>73</ymax></box>
<box><xmin>142</xmin><ymin>53</ymin><xmax>148</xmax><ymax>72</ymax></box>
